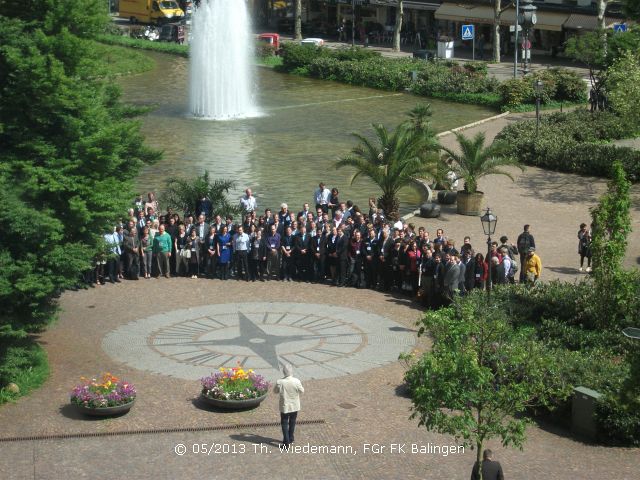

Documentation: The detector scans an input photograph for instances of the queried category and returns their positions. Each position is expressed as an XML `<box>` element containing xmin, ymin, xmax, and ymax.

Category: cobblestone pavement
<box><xmin>408</xmin><ymin>111</ymin><xmax>640</xmax><ymax>283</ymax></box>
<box><xmin>1</xmin><ymin>281</ymin><xmax>638</xmax><ymax>479</ymax></box>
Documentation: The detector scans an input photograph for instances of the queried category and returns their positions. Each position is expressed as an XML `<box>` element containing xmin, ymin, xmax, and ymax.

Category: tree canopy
<box><xmin>0</xmin><ymin>2</ymin><xmax>159</xmax><ymax>338</ymax></box>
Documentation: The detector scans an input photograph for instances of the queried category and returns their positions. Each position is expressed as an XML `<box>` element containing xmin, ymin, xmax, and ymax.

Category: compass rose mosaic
<box><xmin>102</xmin><ymin>302</ymin><xmax>415</xmax><ymax>381</ymax></box>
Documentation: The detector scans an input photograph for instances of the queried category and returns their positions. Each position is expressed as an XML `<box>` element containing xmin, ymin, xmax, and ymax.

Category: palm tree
<box><xmin>440</xmin><ymin>132</ymin><xmax>522</xmax><ymax>195</ymax></box>
<box><xmin>335</xmin><ymin>107</ymin><xmax>439</xmax><ymax>220</ymax></box>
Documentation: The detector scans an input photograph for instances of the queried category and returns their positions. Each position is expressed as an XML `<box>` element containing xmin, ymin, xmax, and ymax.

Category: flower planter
<box><xmin>456</xmin><ymin>191</ymin><xmax>484</xmax><ymax>216</ymax></box>
<box><xmin>200</xmin><ymin>392</ymin><xmax>268</xmax><ymax>410</ymax></box>
<box><xmin>73</xmin><ymin>399</ymin><xmax>135</xmax><ymax>417</ymax></box>
<box><xmin>437</xmin><ymin>190</ymin><xmax>457</xmax><ymax>205</ymax></box>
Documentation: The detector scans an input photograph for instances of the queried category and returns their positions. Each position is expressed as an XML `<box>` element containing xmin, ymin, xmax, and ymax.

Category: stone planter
<box><xmin>437</xmin><ymin>190</ymin><xmax>457</xmax><ymax>205</ymax></box>
<box><xmin>419</xmin><ymin>203</ymin><xmax>441</xmax><ymax>218</ymax></box>
<box><xmin>456</xmin><ymin>191</ymin><xmax>484</xmax><ymax>216</ymax></box>
<box><xmin>200</xmin><ymin>392</ymin><xmax>268</xmax><ymax>410</ymax></box>
<box><xmin>73</xmin><ymin>399</ymin><xmax>135</xmax><ymax>417</ymax></box>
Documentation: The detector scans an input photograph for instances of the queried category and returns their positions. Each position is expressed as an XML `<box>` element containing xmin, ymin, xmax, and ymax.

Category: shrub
<box><xmin>499</xmin><ymin>78</ymin><xmax>535</xmax><ymax>108</ymax></box>
<box><xmin>550</xmin><ymin>68</ymin><xmax>588</xmax><ymax>102</ymax></box>
<box><xmin>255</xmin><ymin>43</ymin><xmax>276</xmax><ymax>58</ymax></box>
<box><xmin>280</xmin><ymin>42</ymin><xmax>326</xmax><ymax>71</ymax></box>
<box><xmin>596</xmin><ymin>394</ymin><xmax>640</xmax><ymax>446</ymax></box>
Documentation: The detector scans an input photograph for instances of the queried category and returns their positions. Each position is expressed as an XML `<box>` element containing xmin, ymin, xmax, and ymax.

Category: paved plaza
<box><xmin>1</xmin><ymin>276</ymin><xmax>639</xmax><ymax>479</ymax></box>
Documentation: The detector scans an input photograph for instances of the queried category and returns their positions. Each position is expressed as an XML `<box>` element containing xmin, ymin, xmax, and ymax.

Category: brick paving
<box><xmin>0</xmin><ymin>278</ymin><xmax>638</xmax><ymax>479</ymax></box>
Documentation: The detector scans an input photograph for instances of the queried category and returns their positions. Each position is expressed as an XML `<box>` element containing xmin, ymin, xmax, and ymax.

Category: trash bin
<box><xmin>572</xmin><ymin>386</ymin><xmax>602</xmax><ymax>441</ymax></box>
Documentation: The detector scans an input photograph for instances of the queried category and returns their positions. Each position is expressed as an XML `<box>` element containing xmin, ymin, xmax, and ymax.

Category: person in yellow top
<box><xmin>525</xmin><ymin>247</ymin><xmax>542</xmax><ymax>283</ymax></box>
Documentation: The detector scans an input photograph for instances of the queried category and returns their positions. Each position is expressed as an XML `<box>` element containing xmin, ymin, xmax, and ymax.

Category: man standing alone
<box><xmin>275</xmin><ymin>364</ymin><xmax>304</xmax><ymax>447</ymax></box>
<box><xmin>471</xmin><ymin>449</ymin><xmax>504</xmax><ymax>480</ymax></box>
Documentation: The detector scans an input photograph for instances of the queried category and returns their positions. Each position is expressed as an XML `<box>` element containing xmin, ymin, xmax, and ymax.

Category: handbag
<box><xmin>181</xmin><ymin>248</ymin><xmax>191</xmax><ymax>259</ymax></box>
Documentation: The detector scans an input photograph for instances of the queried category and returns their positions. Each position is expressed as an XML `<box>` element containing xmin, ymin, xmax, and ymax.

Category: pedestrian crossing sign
<box><xmin>461</xmin><ymin>24</ymin><xmax>474</xmax><ymax>40</ymax></box>
<box><xmin>613</xmin><ymin>23</ymin><xmax>627</xmax><ymax>33</ymax></box>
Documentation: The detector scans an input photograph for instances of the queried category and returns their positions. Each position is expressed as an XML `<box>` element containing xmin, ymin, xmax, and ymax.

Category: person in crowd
<box><xmin>462</xmin><ymin>250</ymin><xmax>475</xmax><ymax>291</ymax></box>
<box><xmin>443</xmin><ymin>253</ymin><xmax>460</xmax><ymax>300</ymax></box>
<box><xmin>525</xmin><ymin>247</ymin><xmax>542</xmax><ymax>284</ymax></box>
<box><xmin>123</xmin><ymin>223</ymin><xmax>140</xmax><ymax>280</ymax></box>
<box><xmin>335</xmin><ymin>226</ymin><xmax>349</xmax><ymax>287</ymax></box>
<box><xmin>456</xmin><ymin>253</ymin><xmax>466</xmax><ymax>294</ymax></box>
<box><xmin>205</xmin><ymin>226</ymin><xmax>217</xmax><ymax>278</ymax></box>
<box><xmin>233</xmin><ymin>225</ymin><xmax>251</xmax><ymax>281</ymax></box>
<box><xmin>348</xmin><ymin>229</ymin><xmax>365</xmax><ymax>288</ymax></box>
<box><xmin>140</xmin><ymin>226</ymin><xmax>153</xmax><ymax>279</ymax></box>
<box><xmin>325</xmin><ymin>226</ymin><xmax>338</xmax><ymax>284</ymax></box>
<box><xmin>104</xmin><ymin>226</ymin><xmax>121</xmax><ymax>283</ymax></box>
<box><xmin>194</xmin><ymin>214</ymin><xmax>209</xmax><ymax>272</ymax></box>
<box><xmin>364</xmin><ymin>228</ymin><xmax>378</xmax><ymax>288</ymax></box>
<box><xmin>517</xmin><ymin>224</ymin><xmax>535</xmax><ymax>282</ymax></box>
<box><xmin>578</xmin><ymin>223</ymin><xmax>592</xmax><ymax>272</ymax></box>
<box><xmin>474</xmin><ymin>252</ymin><xmax>488</xmax><ymax>289</ymax></box>
<box><xmin>175</xmin><ymin>224</ymin><xmax>189</xmax><ymax>277</ymax></box>
<box><xmin>471</xmin><ymin>449</ymin><xmax>504</xmax><ymax>480</ymax></box>
<box><xmin>152</xmin><ymin>224</ymin><xmax>172</xmax><ymax>278</ymax></box>
<box><xmin>314</xmin><ymin>182</ymin><xmax>331</xmax><ymax>213</ymax></box>
<box><xmin>433</xmin><ymin>228</ymin><xmax>446</xmax><ymax>246</ymax></box>
<box><xmin>133</xmin><ymin>194</ymin><xmax>145</xmax><ymax>216</ymax></box>
<box><xmin>195</xmin><ymin>194</ymin><xmax>212</xmax><ymax>219</ymax></box>
<box><xmin>310</xmin><ymin>226</ymin><xmax>326</xmax><ymax>283</ymax></box>
<box><xmin>278</xmin><ymin>203</ymin><xmax>292</xmax><ymax>229</ymax></box>
<box><xmin>460</xmin><ymin>236</ymin><xmax>473</xmax><ymax>257</ymax></box>
<box><xmin>274</xmin><ymin>364</ymin><xmax>304</xmax><ymax>448</ymax></box>
<box><xmin>165</xmin><ymin>215</ymin><xmax>179</xmax><ymax>276</ymax></box>
<box><xmin>249</xmin><ymin>228</ymin><xmax>265</xmax><ymax>281</ymax></box>
<box><xmin>186</xmin><ymin>228</ymin><xmax>200</xmax><ymax>279</ymax></box>
<box><xmin>239</xmin><ymin>188</ymin><xmax>257</xmax><ymax>213</ymax></box>
<box><xmin>281</xmin><ymin>226</ymin><xmax>295</xmax><ymax>282</ymax></box>
<box><xmin>136</xmin><ymin>210</ymin><xmax>147</xmax><ymax>235</ymax></box>
<box><xmin>405</xmin><ymin>241</ymin><xmax>421</xmax><ymax>295</ymax></box>
<box><xmin>145</xmin><ymin>192</ymin><xmax>158</xmax><ymax>219</ymax></box>
<box><xmin>216</xmin><ymin>225</ymin><xmax>232</xmax><ymax>280</ymax></box>
<box><xmin>294</xmin><ymin>225</ymin><xmax>311</xmax><ymax>282</ymax></box>
<box><xmin>265</xmin><ymin>223</ymin><xmax>281</xmax><ymax>280</ymax></box>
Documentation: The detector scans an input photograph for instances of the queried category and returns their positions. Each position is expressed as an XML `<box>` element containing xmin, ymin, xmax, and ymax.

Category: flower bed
<box><xmin>70</xmin><ymin>373</ymin><xmax>136</xmax><ymax>408</ymax></box>
<box><xmin>201</xmin><ymin>366</ymin><xmax>269</xmax><ymax>401</ymax></box>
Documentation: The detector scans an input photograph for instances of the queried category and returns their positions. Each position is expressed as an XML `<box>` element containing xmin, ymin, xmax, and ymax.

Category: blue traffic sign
<box><xmin>461</xmin><ymin>24</ymin><xmax>474</xmax><ymax>40</ymax></box>
<box><xmin>613</xmin><ymin>23</ymin><xmax>627</xmax><ymax>33</ymax></box>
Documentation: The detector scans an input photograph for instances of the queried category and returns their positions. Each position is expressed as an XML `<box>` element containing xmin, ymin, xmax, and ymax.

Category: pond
<box><xmin>119</xmin><ymin>51</ymin><xmax>495</xmax><ymax>215</ymax></box>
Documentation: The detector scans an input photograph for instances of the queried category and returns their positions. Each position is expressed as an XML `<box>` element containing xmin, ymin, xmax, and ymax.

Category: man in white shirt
<box><xmin>314</xmin><ymin>182</ymin><xmax>331</xmax><ymax>213</ymax></box>
<box><xmin>233</xmin><ymin>226</ymin><xmax>251</xmax><ymax>281</ymax></box>
<box><xmin>275</xmin><ymin>364</ymin><xmax>304</xmax><ymax>447</ymax></box>
<box><xmin>239</xmin><ymin>188</ymin><xmax>257</xmax><ymax>213</ymax></box>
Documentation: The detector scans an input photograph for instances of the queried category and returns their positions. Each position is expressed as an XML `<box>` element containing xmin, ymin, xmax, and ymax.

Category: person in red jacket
<box><xmin>473</xmin><ymin>252</ymin><xmax>489</xmax><ymax>289</ymax></box>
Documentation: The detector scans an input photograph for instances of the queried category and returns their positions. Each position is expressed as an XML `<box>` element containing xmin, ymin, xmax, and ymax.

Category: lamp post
<box><xmin>352</xmin><ymin>0</ymin><xmax>356</xmax><ymax>47</ymax></box>
<box><xmin>514</xmin><ymin>0</ymin><xmax>520</xmax><ymax>78</ymax></box>
<box><xmin>480</xmin><ymin>207</ymin><xmax>498</xmax><ymax>299</ymax></box>
<box><xmin>519</xmin><ymin>0</ymin><xmax>537</xmax><ymax>75</ymax></box>
<box><xmin>534</xmin><ymin>79</ymin><xmax>543</xmax><ymax>134</ymax></box>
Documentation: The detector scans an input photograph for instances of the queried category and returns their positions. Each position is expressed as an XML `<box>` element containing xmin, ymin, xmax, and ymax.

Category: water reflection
<box><xmin>120</xmin><ymin>51</ymin><xmax>495</xmax><ymax>214</ymax></box>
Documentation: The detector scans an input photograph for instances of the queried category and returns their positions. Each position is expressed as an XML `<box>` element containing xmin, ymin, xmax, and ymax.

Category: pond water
<box><xmin>119</xmin><ymin>51</ymin><xmax>495</xmax><ymax>215</ymax></box>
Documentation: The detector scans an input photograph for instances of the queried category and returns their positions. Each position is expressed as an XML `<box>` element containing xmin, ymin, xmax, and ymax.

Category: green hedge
<box><xmin>96</xmin><ymin>34</ymin><xmax>190</xmax><ymax>57</ymax></box>
<box><xmin>498</xmin><ymin>68</ymin><xmax>587</xmax><ymax>108</ymax></box>
<box><xmin>496</xmin><ymin>109</ymin><xmax>640</xmax><ymax>180</ymax></box>
<box><xmin>489</xmin><ymin>281</ymin><xmax>640</xmax><ymax>446</ymax></box>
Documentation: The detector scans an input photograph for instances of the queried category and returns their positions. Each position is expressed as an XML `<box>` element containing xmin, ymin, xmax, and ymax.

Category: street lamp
<box><xmin>519</xmin><ymin>0</ymin><xmax>537</xmax><ymax>75</ymax></box>
<box><xmin>534</xmin><ymin>79</ymin><xmax>544</xmax><ymax>134</ymax></box>
<box><xmin>480</xmin><ymin>207</ymin><xmax>498</xmax><ymax>298</ymax></box>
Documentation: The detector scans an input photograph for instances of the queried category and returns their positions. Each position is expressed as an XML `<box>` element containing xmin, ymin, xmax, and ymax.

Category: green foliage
<box><xmin>279</xmin><ymin>42</ymin><xmax>327</xmax><ymax>71</ymax></box>
<box><xmin>606</xmin><ymin>51</ymin><xmax>640</xmax><ymax>132</ymax></box>
<box><xmin>0</xmin><ymin>9</ymin><xmax>158</xmax><ymax>344</ymax></box>
<box><xmin>496</xmin><ymin>109</ymin><xmax>640</xmax><ymax>180</ymax></box>
<box><xmin>498</xmin><ymin>69</ymin><xmax>587</xmax><ymax>108</ymax></box>
<box><xmin>96</xmin><ymin>34</ymin><xmax>190</xmax><ymax>57</ymax></box>
<box><xmin>162</xmin><ymin>172</ymin><xmax>241</xmax><ymax>219</ymax></box>
<box><xmin>255</xmin><ymin>42</ymin><xmax>276</xmax><ymax>58</ymax></box>
<box><xmin>0</xmin><ymin>340</ymin><xmax>49</xmax><ymax>404</ymax></box>
<box><xmin>410</xmin><ymin>61</ymin><xmax>499</xmax><ymax>97</ymax></box>
<box><xmin>407</xmin><ymin>291</ymin><xmax>561</xmax><ymax>463</ymax></box>
<box><xmin>440</xmin><ymin>132</ymin><xmax>522</xmax><ymax>194</ymax></box>
<box><xmin>426</xmin><ymin>91</ymin><xmax>502</xmax><ymax>109</ymax></box>
<box><xmin>623</xmin><ymin>0</ymin><xmax>640</xmax><ymax>19</ymax></box>
<box><xmin>334</xmin><ymin>105</ymin><xmax>440</xmax><ymax>220</ymax></box>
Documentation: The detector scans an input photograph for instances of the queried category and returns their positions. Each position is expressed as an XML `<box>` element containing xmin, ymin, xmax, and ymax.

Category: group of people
<box><xmin>88</xmin><ymin>184</ymin><xmax>544</xmax><ymax>308</ymax></box>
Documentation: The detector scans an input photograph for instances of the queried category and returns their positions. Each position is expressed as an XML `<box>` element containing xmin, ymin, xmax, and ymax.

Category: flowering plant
<box><xmin>201</xmin><ymin>364</ymin><xmax>270</xmax><ymax>401</ymax></box>
<box><xmin>70</xmin><ymin>373</ymin><xmax>136</xmax><ymax>408</ymax></box>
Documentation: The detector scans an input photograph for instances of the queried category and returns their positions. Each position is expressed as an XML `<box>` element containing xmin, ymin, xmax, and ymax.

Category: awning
<box><xmin>564</xmin><ymin>14</ymin><xmax>625</xmax><ymax>30</ymax></box>
<box><xmin>434</xmin><ymin>2</ymin><xmax>569</xmax><ymax>31</ymax></box>
<box><xmin>404</xmin><ymin>1</ymin><xmax>440</xmax><ymax>11</ymax></box>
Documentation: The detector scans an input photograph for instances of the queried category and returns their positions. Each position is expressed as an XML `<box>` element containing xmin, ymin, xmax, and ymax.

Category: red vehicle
<box><xmin>257</xmin><ymin>33</ymin><xmax>280</xmax><ymax>52</ymax></box>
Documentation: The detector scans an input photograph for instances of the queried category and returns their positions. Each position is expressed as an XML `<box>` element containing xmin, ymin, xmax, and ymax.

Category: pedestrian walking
<box><xmin>471</xmin><ymin>449</ymin><xmax>504</xmax><ymax>480</ymax></box>
<box><xmin>516</xmin><ymin>225</ymin><xmax>535</xmax><ymax>282</ymax></box>
<box><xmin>274</xmin><ymin>364</ymin><xmax>304</xmax><ymax>448</ymax></box>
<box><xmin>577</xmin><ymin>223</ymin><xmax>592</xmax><ymax>272</ymax></box>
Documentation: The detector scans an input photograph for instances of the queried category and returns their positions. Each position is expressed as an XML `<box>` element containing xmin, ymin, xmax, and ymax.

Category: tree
<box><xmin>392</xmin><ymin>0</ymin><xmax>404</xmax><ymax>53</ymax></box>
<box><xmin>405</xmin><ymin>292</ymin><xmax>559</xmax><ymax>479</ymax></box>
<box><xmin>440</xmin><ymin>132</ymin><xmax>522</xmax><ymax>194</ymax></box>
<box><xmin>162</xmin><ymin>172</ymin><xmax>241</xmax><ymax>219</ymax></box>
<box><xmin>606</xmin><ymin>51</ymin><xmax>640</xmax><ymax>131</ymax></box>
<box><xmin>334</xmin><ymin>105</ymin><xmax>439</xmax><ymax>220</ymax></box>
<box><xmin>491</xmin><ymin>1</ymin><xmax>513</xmax><ymax>63</ymax></box>
<box><xmin>294</xmin><ymin>0</ymin><xmax>302</xmax><ymax>40</ymax></box>
<box><xmin>0</xmin><ymin>2</ymin><xmax>158</xmax><ymax>340</ymax></box>
<box><xmin>623</xmin><ymin>0</ymin><xmax>640</xmax><ymax>19</ymax></box>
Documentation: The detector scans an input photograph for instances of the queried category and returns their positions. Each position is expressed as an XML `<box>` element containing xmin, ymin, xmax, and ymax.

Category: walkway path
<box><xmin>1</xmin><ymin>279</ymin><xmax>638</xmax><ymax>479</ymax></box>
<box><xmin>407</xmin><ymin>110</ymin><xmax>640</xmax><ymax>283</ymax></box>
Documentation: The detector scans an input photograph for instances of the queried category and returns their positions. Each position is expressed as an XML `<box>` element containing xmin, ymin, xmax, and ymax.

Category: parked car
<box><xmin>301</xmin><ymin>38</ymin><xmax>324</xmax><ymax>47</ymax></box>
<box><xmin>257</xmin><ymin>33</ymin><xmax>280</xmax><ymax>50</ymax></box>
<box><xmin>159</xmin><ymin>22</ymin><xmax>185</xmax><ymax>43</ymax></box>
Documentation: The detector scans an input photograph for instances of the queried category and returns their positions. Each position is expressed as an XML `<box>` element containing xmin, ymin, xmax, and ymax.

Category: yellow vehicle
<box><xmin>119</xmin><ymin>0</ymin><xmax>184</xmax><ymax>25</ymax></box>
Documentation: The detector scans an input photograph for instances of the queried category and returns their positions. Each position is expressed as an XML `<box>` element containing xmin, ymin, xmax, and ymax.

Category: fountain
<box><xmin>189</xmin><ymin>0</ymin><xmax>259</xmax><ymax>119</ymax></box>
